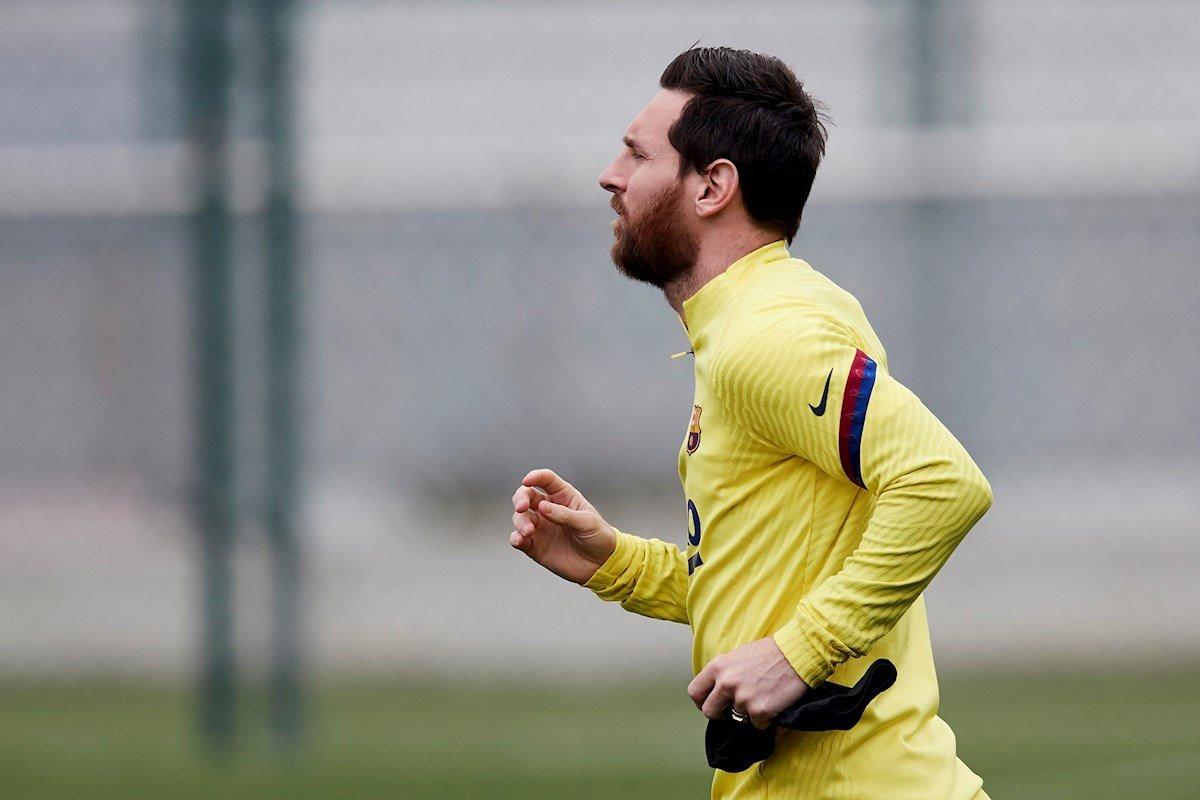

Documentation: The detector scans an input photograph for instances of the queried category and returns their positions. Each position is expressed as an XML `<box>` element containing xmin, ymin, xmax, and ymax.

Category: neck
<box><xmin>665</xmin><ymin>229</ymin><xmax>779</xmax><ymax>321</ymax></box>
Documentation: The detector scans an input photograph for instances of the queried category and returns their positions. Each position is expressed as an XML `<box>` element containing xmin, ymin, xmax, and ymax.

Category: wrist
<box><xmin>582</xmin><ymin>529</ymin><xmax>639</xmax><ymax>591</ymax></box>
<box><xmin>773</xmin><ymin>616</ymin><xmax>835</xmax><ymax>688</ymax></box>
<box><xmin>590</xmin><ymin>524</ymin><xmax>618</xmax><ymax>568</ymax></box>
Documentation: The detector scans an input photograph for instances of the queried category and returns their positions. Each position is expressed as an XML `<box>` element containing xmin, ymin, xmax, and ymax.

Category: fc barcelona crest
<box><xmin>686</xmin><ymin>405</ymin><xmax>703</xmax><ymax>455</ymax></box>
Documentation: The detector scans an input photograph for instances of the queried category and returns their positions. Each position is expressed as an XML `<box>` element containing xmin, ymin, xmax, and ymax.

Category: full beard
<box><xmin>610</xmin><ymin>182</ymin><xmax>699</xmax><ymax>289</ymax></box>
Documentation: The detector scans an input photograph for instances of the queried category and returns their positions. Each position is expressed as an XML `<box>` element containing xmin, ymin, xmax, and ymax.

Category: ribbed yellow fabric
<box><xmin>586</xmin><ymin>241</ymin><xmax>992</xmax><ymax>799</ymax></box>
<box><xmin>585</xmin><ymin>530</ymin><xmax>689</xmax><ymax>623</ymax></box>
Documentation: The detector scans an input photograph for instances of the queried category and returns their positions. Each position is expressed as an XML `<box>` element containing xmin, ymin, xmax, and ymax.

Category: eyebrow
<box><xmin>623</xmin><ymin>136</ymin><xmax>644</xmax><ymax>151</ymax></box>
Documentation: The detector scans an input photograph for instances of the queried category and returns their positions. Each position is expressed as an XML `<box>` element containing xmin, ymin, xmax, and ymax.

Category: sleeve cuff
<box><xmin>583</xmin><ymin>527</ymin><xmax>657</xmax><ymax>604</ymax></box>
<box><xmin>583</xmin><ymin>529</ymin><xmax>643</xmax><ymax>600</ymax></box>
<box><xmin>773</xmin><ymin>610</ymin><xmax>844</xmax><ymax>688</ymax></box>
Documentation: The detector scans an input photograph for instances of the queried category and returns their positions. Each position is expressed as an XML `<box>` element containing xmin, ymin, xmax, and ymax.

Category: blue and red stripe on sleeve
<box><xmin>838</xmin><ymin>350</ymin><xmax>878</xmax><ymax>488</ymax></box>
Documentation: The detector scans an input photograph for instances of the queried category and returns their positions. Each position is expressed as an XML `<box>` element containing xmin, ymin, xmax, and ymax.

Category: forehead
<box><xmin>625</xmin><ymin>89</ymin><xmax>690</xmax><ymax>147</ymax></box>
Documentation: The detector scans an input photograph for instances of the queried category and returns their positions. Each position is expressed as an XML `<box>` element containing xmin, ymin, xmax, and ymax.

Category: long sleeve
<box><xmin>711</xmin><ymin>311</ymin><xmax>992</xmax><ymax>686</ymax></box>
<box><xmin>583</xmin><ymin>529</ymin><xmax>690</xmax><ymax>624</ymax></box>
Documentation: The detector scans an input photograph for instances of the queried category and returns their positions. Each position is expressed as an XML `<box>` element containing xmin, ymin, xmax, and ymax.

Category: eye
<box><xmin>630</xmin><ymin>151</ymin><xmax>646</xmax><ymax>161</ymax></box>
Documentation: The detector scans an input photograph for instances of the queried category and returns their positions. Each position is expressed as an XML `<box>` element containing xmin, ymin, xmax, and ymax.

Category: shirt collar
<box><xmin>680</xmin><ymin>240</ymin><xmax>792</xmax><ymax>347</ymax></box>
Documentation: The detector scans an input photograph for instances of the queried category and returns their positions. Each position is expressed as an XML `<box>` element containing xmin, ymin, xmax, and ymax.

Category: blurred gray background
<box><xmin>1</xmin><ymin>0</ymin><xmax>1198</xmax><ymax>688</ymax></box>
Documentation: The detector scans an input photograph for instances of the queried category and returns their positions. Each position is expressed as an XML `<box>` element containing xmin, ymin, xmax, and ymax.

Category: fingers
<box><xmin>687</xmin><ymin>663</ymin><xmax>717</xmax><ymax>711</ymax></box>
<box><xmin>700</xmin><ymin>678</ymin><xmax>735</xmax><ymax>720</ymax></box>
<box><xmin>509</xmin><ymin>529</ymin><xmax>532</xmax><ymax>552</ymax></box>
<box><xmin>511</xmin><ymin>509</ymin><xmax>536</xmax><ymax>538</ymax></box>
<box><xmin>512</xmin><ymin>484</ymin><xmax>548</xmax><ymax>513</ymax></box>
<box><xmin>535</xmin><ymin>499</ymin><xmax>594</xmax><ymax>532</ymax></box>
<box><xmin>522</xmin><ymin>468</ymin><xmax>574</xmax><ymax>497</ymax></box>
<box><xmin>689</xmin><ymin>656</ymin><xmax>770</xmax><ymax>725</ymax></box>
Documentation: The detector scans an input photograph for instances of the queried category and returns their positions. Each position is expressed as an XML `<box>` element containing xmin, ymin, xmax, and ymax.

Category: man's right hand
<box><xmin>509</xmin><ymin>468</ymin><xmax>617</xmax><ymax>585</ymax></box>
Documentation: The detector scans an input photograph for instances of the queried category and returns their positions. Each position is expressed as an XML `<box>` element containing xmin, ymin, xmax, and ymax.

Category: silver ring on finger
<box><xmin>730</xmin><ymin>707</ymin><xmax>748</xmax><ymax>724</ymax></box>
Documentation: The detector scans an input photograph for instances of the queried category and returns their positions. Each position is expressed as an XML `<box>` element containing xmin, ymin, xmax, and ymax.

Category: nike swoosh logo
<box><xmin>809</xmin><ymin>369</ymin><xmax>833</xmax><ymax>416</ymax></box>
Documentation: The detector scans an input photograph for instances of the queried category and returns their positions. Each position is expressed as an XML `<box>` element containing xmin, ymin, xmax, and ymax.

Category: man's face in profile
<box><xmin>599</xmin><ymin>90</ymin><xmax>700</xmax><ymax>288</ymax></box>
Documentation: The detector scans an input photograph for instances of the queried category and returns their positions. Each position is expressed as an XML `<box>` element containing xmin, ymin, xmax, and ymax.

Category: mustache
<box><xmin>610</xmin><ymin>196</ymin><xmax>624</xmax><ymax>216</ymax></box>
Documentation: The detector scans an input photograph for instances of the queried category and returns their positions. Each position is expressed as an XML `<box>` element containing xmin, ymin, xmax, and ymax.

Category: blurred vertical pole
<box><xmin>184</xmin><ymin>0</ymin><xmax>236</xmax><ymax>753</ymax></box>
<box><xmin>258</xmin><ymin>0</ymin><xmax>304</xmax><ymax>748</ymax></box>
<box><xmin>909</xmin><ymin>0</ymin><xmax>976</xmax><ymax>407</ymax></box>
<box><xmin>910</xmin><ymin>0</ymin><xmax>946</xmax><ymax>397</ymax></box>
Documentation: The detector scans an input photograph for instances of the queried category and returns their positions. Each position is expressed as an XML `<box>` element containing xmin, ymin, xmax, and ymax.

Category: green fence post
<box><xmin>259</xmin><ymin>0</ymin><xmax>304</xmax><ymax>748</ymax></box>
<box><xmin>184</xmin><ymin>0</ymin><xmax>237</xmax><ymax>754</ymax></box>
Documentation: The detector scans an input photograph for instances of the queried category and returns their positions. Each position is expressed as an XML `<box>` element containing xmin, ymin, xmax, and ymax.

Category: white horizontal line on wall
<box><xmin>0</xmin><ymin>123</ymin><xmax>1196</xmax><ymax>218</ymax></box>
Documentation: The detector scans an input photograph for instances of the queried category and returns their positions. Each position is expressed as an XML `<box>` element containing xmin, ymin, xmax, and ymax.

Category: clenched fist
<box><xmin>688</xmin><ymin>637</ymin><xmax>810</xmax><ymax>730</ymax></box>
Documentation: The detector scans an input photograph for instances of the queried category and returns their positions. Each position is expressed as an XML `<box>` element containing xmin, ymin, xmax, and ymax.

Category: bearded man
<box><xmin>509</xmin><ymin>46</ymin><xmax>992</xmax><ymax>800</ymax></box>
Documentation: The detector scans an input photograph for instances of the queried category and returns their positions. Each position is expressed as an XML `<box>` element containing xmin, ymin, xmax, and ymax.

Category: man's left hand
<box><xmin>687</xmin><ymin>637</ymin><xmax>810</xmax><ymax>730</ymax></box>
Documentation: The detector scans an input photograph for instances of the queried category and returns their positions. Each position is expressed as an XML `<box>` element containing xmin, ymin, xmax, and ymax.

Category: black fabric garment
<box><xmin>704</xmin><ymin>659</ymin><xmax>898</xmax><ymax>773</ymax></box>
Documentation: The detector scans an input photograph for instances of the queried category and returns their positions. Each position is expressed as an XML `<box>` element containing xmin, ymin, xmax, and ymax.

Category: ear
<box><xmin>693</xmin><ymin>159</ymin><xmax>740</xmax><ymax>219</ymax></box>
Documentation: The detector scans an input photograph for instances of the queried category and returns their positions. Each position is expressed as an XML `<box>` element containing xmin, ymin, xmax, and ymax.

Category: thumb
<box><xmin>749</xmin><ymin>712</ymin><xmax>773</xmax><ymax>731</ymax></box>
<box><xmin>537</xmin><ymin>500</ymin><xmax>596</xmax><ymax>532</ymax></box>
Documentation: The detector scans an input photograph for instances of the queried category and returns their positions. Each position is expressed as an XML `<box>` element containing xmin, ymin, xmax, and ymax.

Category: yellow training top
<box><xmin>585</xmin><ymin>241</ymin><xmax>993</xmax><ymax>800</ymax></box>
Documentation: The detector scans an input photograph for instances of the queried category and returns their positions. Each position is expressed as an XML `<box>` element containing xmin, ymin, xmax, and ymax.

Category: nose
<box><xmin>598</xmin><ymin>156</ymin><xmax>624</xmax><ymax>195</ymax></box>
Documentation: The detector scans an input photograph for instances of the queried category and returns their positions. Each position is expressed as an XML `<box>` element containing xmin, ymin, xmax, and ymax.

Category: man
<box><xmin>509</xmin><ymin>47</ymin><xmax>992</xmax><ymax>799</ymax></box>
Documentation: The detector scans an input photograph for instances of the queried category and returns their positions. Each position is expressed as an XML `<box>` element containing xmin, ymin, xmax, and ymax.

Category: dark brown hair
<box><xmin>660</xmin><ymin>47</ymin><xmax>827</xmax><ymax>243</ymax></box>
